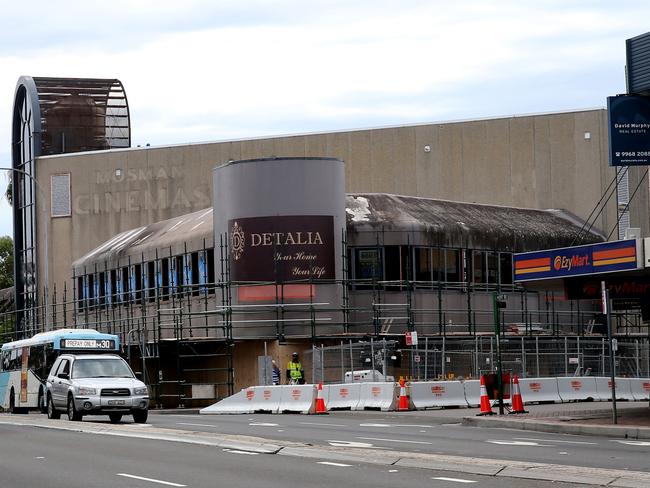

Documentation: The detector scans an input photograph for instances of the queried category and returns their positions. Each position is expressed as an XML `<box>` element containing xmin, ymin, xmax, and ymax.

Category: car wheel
<box><xmin>47</xmin><ymin>394</ymin><xmax>60</xmax><ymax>420</ymax></box>
<box><xmin>109</xmin><ymin>413</ymin><xmax>123</xmax><ymax>424</ymax></box>
<box><xmin>132</xmin><ymin>410</ymin><xmax>148</xmax><ymax>423</ymax></box>
<box><xmin>67</xmin><ymin>395</ymin><xmax>82</xmax><ymax>421</ymax></box>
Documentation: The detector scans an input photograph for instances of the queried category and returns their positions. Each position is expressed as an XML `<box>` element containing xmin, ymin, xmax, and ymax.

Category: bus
<box><xmin>0</xmin><ymin>329</ymin><xmax>120</xmax><ymax>413</ymax></box>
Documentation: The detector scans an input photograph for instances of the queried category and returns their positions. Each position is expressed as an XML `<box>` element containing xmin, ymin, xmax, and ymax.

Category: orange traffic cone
<box><xmin>315</xmin><ymin>383</ymin><xmax>328</xmax><ymax>414</ymax></box>
<box><xmin>509</xmin><ymin>375</ymin><xmax>528</xmax><ymax>414</ymax></box>
<box><xmin>476</xmin><ymin>374</ymin><xmax>495</xmax><ymax>416</ymax></box>
<box><xmin>398</xmin><ymin>377</ymin><xmax>410</xmax><ymax>411</ymax></box>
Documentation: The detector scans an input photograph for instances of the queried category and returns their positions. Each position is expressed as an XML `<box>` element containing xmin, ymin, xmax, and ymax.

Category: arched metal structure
<box><xmin>11</xmin><ymin>76</ymin><xmax>130</xmax><ymax>334</ymax></box>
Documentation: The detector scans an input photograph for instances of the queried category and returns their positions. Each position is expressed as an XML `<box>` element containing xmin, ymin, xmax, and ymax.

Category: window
<box><xmin>110</xmin><ymin>269</ymin><xmax>118</xmax><ymax>306</ymax></box>
<box><xmin>415</xmin><ymin>248</ymin><xmax>432</xmax><ymax>282</ymax></box>
<box><xmin>472</xmin><ymin>251</ymin><xmax>485</xmax><ymax>284</ymax></box>
<box><xmin>77</xmin><ymin>276</ymin><xmax>84</xmax><ymax>310</ymax></box>
<box><xmin>190</xmin><ymin>252</ymin><xmax>200</xmax><ymax>296</ymax></box>
<box><xmin>98</xmin><ymin>272</ymin><xmax>106</xmax><ymax>307</ymax></box>
<box><xmin>161</xmin><ymin>258</ymin><xmax>170</xmax><ymax>300</ymax></box>
<box><xmin>499</xmin><ymin>253</ymin><xmax>513</xmax><ymax>285</ymax></box>
<box><xmin>147</xmin><ymin>262</ymin><xmax>156</xmax><ymax>301</ymax></box>
<box><xmin>487</xmin><ymin>252</ymin><xmax>498</xmax><ymax>284</ymax></box>
<box><xmin>354</xmin><ymin>248</ymin><xmax>382</xmax><ymax>281</ymax></box>
<box><xmin>121</xmin><ymin>267</ymin><xmax>130</xmax><ymax>304</ymax></box>
<box><xmin>134</xmin><ymin>264</ymin><xmax>142</xmax><ymax>302</ymax></box>
<box><xmin>207</xmin><ymin>249</ymin><xmax>215</xmax><ymax>292</ymax></box>
<box><xmin>87</xmin><ymin>274</ymin><xmax>95</xmax><ymax>307</ymax></box>
<box><xmin>385</xmin><ymin>246</ymin><xmax>411</xmax><ymax>289</ymax></box>
<box><xmin>445</xmin><ymin>249</ymin><xmax>461</xmax><ymax>283</ymax></box>
<box><xmin>175</xmin><ymin>256</ymin><xmax>184</xmax><ymax>295</ymax></box>
<box><xmin>431</xmin><ymin>248</ymin><xmax>444</xmax><ymax>281</ymax></box>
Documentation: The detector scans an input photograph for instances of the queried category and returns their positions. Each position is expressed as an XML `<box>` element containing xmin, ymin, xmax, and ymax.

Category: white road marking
<box><xmin>249</xmin><ymin>422</ymin><xmax>279</xmax><ymax>427</ymax></box>
<box><xmin>34</xmin><ymin>456</ymin><xmax>45</xmax><ymax>459</ymax></box>
<box><xmin>420</xmin><ymin>430</ymin><xmax>426</xmax><ymax>433</ymax></box>
<box><xmin>278</xmin><ymin>429</ymin><xmax>284</xmax><ymax>432</ymax></box>
<box><xmin>359</xmin><ymin>423</ymin><xmax>437</xmax><ymax>428</ymax></box>
<box><xmin>360</xmin><ymin>423</ymin><xmax>392</xmax><ymax>427</ymax></box>
<box><xmin>177</xmin><ymin>422</ymin><xmax>217</xmax><ymax>428</ymax></box>
<box><xmin>116</xmin><ymin>473</ymin><xmax>186</xmax><ymax>487</ymax></box>
<box><xmin>357</xmin><ymin>436</ymin><xmax>432</xmax><ymax>445</ymax></box>
<box><xmin>432</xmin><ymin>476</ymin><xmax>477</xmax><ymax>484</ymax></box>
<box><xmin>388</xmin><ymin>469</ymin><xmax>399</xmax><ymax>473</ymax></box>
<box><xmin>300</xmin><ymin>421</ymin><xmax>347</xmax><ymax>427</ymax></box>
<box><xmin>317</xmin><ymin>461</ymin><xmax>352</xmax><ymax>467</ymax></box>
<box><xmin>222</xmin><ymin>449</ymin><xmax>259</xmax><ymax>455</ymax></box>
<box><xmin>487</xmin><ymin>440</ymin><xmax>551</xmax><ymax>447</ymax></box>
<box><xmin>514</xmin><ymin>437</ymin><xmax>597</xmax><ymax>445</ymax></box>
<box><xmin>558</xmin><ymin>451</ymin><xmax>569</xmax><ymax>455</ymax></box>
<box><xmin>327</xmin><ymin>440</ymin><xmax>378</xmax><ymax>448</ymax></box>
<box><xmin>611</xmin><ymin>440</ymin><xmax>650</xmax><ymax>446</ymax></box>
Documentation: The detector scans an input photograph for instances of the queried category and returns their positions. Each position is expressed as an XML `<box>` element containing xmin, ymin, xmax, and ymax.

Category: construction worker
<box><xmin>286</xmin><ymin>352</ymin><xmax>305</xmax><ymax>385</ymax></box>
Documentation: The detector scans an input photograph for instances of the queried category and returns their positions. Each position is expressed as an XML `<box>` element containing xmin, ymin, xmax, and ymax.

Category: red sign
<box><xmin>339</xmin><ymin>388</ymin><xmax>349</xmax><ymax>398</ymax></box>
<box><xmin>291</xmin><ymin>389</ymin><xmax>301</xmax><ymax>400</ymax></box>
<box><xmin>643</xmin><ymin>382</ymin><xmax>650</xmax><ymax>392</ymax></box>
<box><xmin>431</xmin><ymin>386</ymin><xmax>445</xmax><ymax>396</ymax></box>
<box><xmin>246</xmin><ymin>389</ymin><xmax>255</xmax><ymax>401</ymax></box>
<box><xmin>263</xmin><ymin>390</ymin><xmax>272</xmax><ymax>400</ymax></box>
<box><xmin>371</xmin><ymin>386</ymin><xmax>381</xmax><ymax>397</ymax></box>
<box><xmin>570</xmin><ymin>380</ymin><xmax>582</xmax><ymax>391</ymax></box>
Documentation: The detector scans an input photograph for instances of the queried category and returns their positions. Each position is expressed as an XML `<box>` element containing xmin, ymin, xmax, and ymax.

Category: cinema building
<box><xmin>9</xmin><ymin>76</ymin><xmax>650</xmax><ymax>406</ymax></box>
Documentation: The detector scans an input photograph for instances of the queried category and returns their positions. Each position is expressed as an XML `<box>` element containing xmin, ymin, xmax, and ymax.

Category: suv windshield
<box><xmin>71</xmin><ymin>358</ymin><xmax>133</xmax><ymax>379</ymax></box>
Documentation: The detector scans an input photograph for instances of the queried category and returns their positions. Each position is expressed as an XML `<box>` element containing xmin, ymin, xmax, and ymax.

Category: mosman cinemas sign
<box><xmin>228</xmin><ymin>215</ymin><xmax>335</xmax><ymax>281</ymax></box>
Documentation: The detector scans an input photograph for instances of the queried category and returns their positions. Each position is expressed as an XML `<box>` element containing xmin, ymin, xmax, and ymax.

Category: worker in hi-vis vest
<box><xmin>286</xmin><ymin>352</ymin><xmax>305</xmax><ymax>385</ymax></box>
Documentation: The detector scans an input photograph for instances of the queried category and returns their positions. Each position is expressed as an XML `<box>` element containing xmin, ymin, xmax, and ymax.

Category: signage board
<box><xmin>229</xmin><ymin>215</ymin><xmax>335</xmax><ymax>282</ymax></box>
<box><xmin>405</xmin><ymin>331</ymin><xmax>418</xmax><ymax>346</ymax></box>
<box><xmin>514</xmin><ymin>239</ymin><xmax>638</xmax><ymax>282</ymax></box>
<box><xmin>608</xmin><ymin>94</ymin><xmax>650</xmax><ymax>166</ymax></box>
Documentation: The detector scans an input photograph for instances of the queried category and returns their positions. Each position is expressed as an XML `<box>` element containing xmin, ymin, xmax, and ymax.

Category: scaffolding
<box><xmin>2</xmin><ymin>231</ymin><xmax>649</xmax><ymax>407</ymax></box>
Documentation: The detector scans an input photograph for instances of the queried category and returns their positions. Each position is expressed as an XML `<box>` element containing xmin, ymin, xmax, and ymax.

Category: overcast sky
<box><xmin>0</xmin><ymin>1</ymin><xmax>648</xmax><ymax>238</ymax></box>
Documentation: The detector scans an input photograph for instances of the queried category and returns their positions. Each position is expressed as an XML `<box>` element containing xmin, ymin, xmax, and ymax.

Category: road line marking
<box><xmin>34</xmin><ymin>456</ymin><xmax>45</xmax><ymax>459</ymax></box>
<box><xmin>611</xmin><ymin>440</ymin><xmax>650</xmax><ymax>446</ymax></box>
<box><xmin>177</xmin><ymin>422</ymin><xmax>217</xmax><ymax>428</ymax></box>
<box><xmin>388</xmin><ymin>469</ymin><xmax>399</xmax><ymax>473</ymax></box>
<box><xmin>432</xmin><ymin>476</ymin><xmax>476</xmax><ymax>484</ymax></box>
<box><xmin>360</xmin><ymin>423</ymin><xmax>392</xmax><ymax>427</ymax></box>
<box><xmin>317</xmin><ymin>461</ymin><xmax>352</xmax><ymax>467</ymax></box>
<box><xmin>116</xmin><ymin>473</ymin><xmax>186</xmax><ymax>487</ymax></box>
<box><xmin>222</xmin><ymin>449</ymin><xmax>259</xmax><ymax>455</ymax></box>
<box><xmin>300</xmin><ymin>421</ymin><xmax>347</xmax><ymax>427</ymax></box>
<box><xmin>357</xmin><ymin>436</ymin><xmax>432</xmax><ymax>445</ymax></box>
<box><xmin>514</xmin><ymin>437</ymin><xmax>597</xmax><ymax>445</ymax></box>
<box><xmin>249</xmin><ymin>422</ymin><xmax>279</xmax><ymax>427</ymax></box>
<box><xmin>327</xmin><ymin>440</ymin><xmax>380</xmax><ymax>449</ymax></box>
<box><xmin>487</xmin><ymin>440</ymin><xmax>551</xmax><ymax>446</ymax></box>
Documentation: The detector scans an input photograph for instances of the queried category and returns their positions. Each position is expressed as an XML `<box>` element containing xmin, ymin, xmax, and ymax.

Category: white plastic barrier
<box><xmin>200</xmin><ymin>385</ymin><xmax>283</xmax><ymax>414</ymax></box>
<box><xmin>355</xmin><ymin>382</ymin><xmax>398</xmax><ymax>411</ymax></box>
<box><xmin>518</xmin><ymin>378</ymin><xmax>561</xmax><ymax>404</ymax></box>
<box><xmin>557</xmin><ymin>377</ymin><xmax>598</xmax><ymax>402</ymax></box>
<box><xmin>595</xmin><ymin>377</ymin><xmax>634</xmax><ymax>401</ymax></box>
<box><xmin>630</xmin><ymin>378</ymin><xmax>650</xmax><ymax>401</ymax></box>
<box><xmin>410</xmin><ymin>381</ymin><xmax>469</xmax><ymax>409</ymax></box>
<box><xmin>326</xmin><ymin>383</ymin><xmax>362</xmax><ymax>410</ymax></box>
<box><xmin>278</xmin><ymin>384</ymin><xmax>317</xmax><ymax>414</ymax></box>
<box><xmin>463</xmin><ymin>380</ymin><xmax>480</xmax><ymax>407</ymax></box>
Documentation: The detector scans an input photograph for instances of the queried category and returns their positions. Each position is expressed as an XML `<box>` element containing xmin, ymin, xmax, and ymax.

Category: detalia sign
<box><xmin>514</xmin><ymin>239</ymin><xmax>639</xmax><ymax>282</ymax></box>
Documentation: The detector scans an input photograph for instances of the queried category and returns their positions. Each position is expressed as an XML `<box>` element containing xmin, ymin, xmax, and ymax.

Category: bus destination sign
<box><xmin>60</xmin><ymin>339</ymin><xmax>115</xmax><ymax>350</ymax></box>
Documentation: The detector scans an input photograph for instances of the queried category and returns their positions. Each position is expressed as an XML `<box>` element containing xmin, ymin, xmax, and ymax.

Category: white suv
<box><xmin>46</xmin><ymin>354</ymin><xmax>149</xmax><ymax>423</ymax></box>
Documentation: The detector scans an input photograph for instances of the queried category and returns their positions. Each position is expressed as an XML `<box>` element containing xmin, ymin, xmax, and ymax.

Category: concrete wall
<box><xmin>34</xmin><ymin>109</ymin><xmax>648</xmax><ymax>297</ymax></box>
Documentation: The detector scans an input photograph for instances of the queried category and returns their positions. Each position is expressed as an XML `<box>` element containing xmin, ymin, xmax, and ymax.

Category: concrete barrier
<box><xmin>200</xmin><ymin>385</ymin><xmax>283</xmax><ymax>414</ymax></box>
<box><xmin>355</xmin><ymin>382</ymin><xmax>398</xmax><ymax>411</ymax></box>
<box><xmin>630</xmin><ymin>378</ymin><xmax>650</xmax><ymax>401</ymax></box>
<box><xmin>278</xmin><ymin>384</ymin><xmax>317</xmax><ymax>414</ymax></box>
<box><xmin>410</xmin><ymin>381</ymin><xmax>469</xmax><ymax>409</ymax></box>
<box><xmin>557</xmin><ymin>377</ymin><xmax>598</xmax><ymax>402</ymax></box>
<box><xmin>519</xmin><ymin>378</ymin><xmax>561</xmax><ymax>404</ymax></box>
<box><xmin>595</xmin><ymin>377</ymin><xmax>634</xmax><ymax>401</ymax></box>
<box><xmin>325</xmin><ymin>383</ymin><xmax>362</xmax><ymax>410</ymax></box>
<box><xmin>463</xmin><ymin>380</ymin><xmax>480</xmax><ymax>407</ymax></box>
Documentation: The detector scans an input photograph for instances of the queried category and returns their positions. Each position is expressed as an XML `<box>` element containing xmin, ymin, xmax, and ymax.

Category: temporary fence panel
<box><xmin>518</xmin><ymin>378</ymin><xmax>561</xmax><ymax>404</ymax></box>
<box><xmin>630</xmin><ymin>378</ymin><xmax>650</xmax><ymax>401</ymax></box>
<box><xmin>557</xmin><ymin>377</ymin><xmax>598</xmax><ymax>402</ymax></box>
<box><xmin>595</xmin><ymin>377</ymin><xmax>634</xmax><ymax>401</ymax></box>
<box><xmin>278</xmin><ymin>384</ymin><xmax>317</xmax><ymax>414</ymax></box>
<box><xmin>355</xmin><ymin>382</ymin><xmax>398</xmax><ymax>411</ymax></box>
<box><xmin>410</xmin><ymin>381</ymin><xmax>469</xmax><ymax>409</ymax></box>
<box><xmin>325</xmin><ymin>383</ymin><xmax>362</xmax><ymax>410</ymax></box>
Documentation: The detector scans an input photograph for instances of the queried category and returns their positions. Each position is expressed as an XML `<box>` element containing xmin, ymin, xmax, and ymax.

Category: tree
<box><xmin>0</xmin><ymin>236</ymin><xmax>13</xmax><ymax>289</ymax></box>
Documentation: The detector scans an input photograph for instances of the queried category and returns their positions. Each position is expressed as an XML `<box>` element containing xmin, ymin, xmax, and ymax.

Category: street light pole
<box><xmin>2</xmin><ymin>167</ymin><xmax>50</xmax><ymax>332</ymax></box>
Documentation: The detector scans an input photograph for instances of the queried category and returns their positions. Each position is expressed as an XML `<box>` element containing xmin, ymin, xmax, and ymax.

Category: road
<box><xmin>146</xmin><ymin>410</ymin><xmax>650</xmax><ymax>472</ymax></box>
<box><xmin>0</xmin><ymin>423</ymin><xmax>595</xmax><ymax>488</ymax></box>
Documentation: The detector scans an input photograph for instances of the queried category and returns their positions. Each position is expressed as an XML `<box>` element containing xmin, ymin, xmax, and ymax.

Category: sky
<box><xmin>0</xmin><ymin>0</ymin><xmax>649</xmax><ymax>238</ymax></box>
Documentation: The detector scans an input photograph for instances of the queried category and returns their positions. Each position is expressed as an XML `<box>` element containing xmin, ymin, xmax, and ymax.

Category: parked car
<box><xmin>46</xmin><ymin>354</ymin><xmax>149</xmax><ymax>423</ymax></box>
